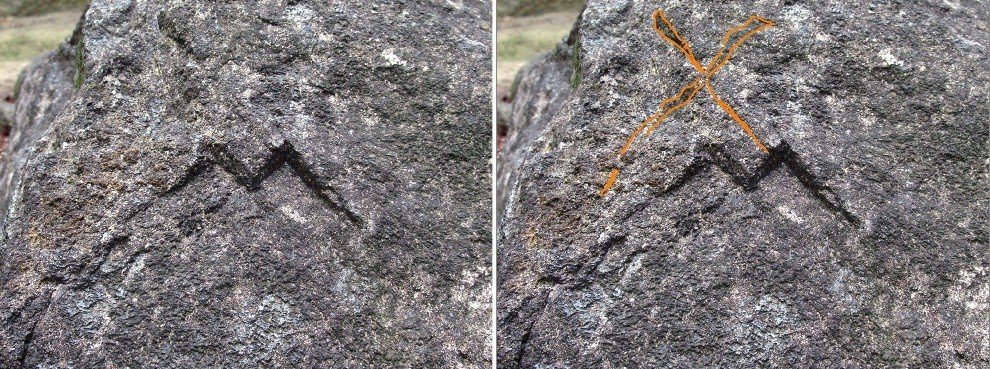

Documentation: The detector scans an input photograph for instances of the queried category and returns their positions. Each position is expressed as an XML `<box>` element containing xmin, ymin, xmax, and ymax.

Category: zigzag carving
<box><xmin>165</xmin><ymin>140</ymin><xmax>362</xmax><ymax>225</ymax></box>
<box><xmin>661</xmin><ymin>141</ymin><xmax>859</xmax><ymax>226</ymax></box>
<box><xmin>15</xmin><ymin>143</ymin><xmax>361</xmax><ymax>365</ymax></box>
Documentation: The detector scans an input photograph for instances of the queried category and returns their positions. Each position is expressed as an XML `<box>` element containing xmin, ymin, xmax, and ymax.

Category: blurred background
<box><xmin>496</xmin><ymin>0</ymin><xmax>584</xmax><ymax>99</ymax></box>
<box><xmin>0</xmin><ymin>0</ymin><xmax>85</xmax><ymax>99</ymax></box>
<box><xmin>0</xmin><ymin>0</ymin><xmax>85</xmax><ymax>152</ymax></box>
<box><xmin>496</xmin><ymin>0</ymin><xmax>585</xmax><ymax>150</ymax></box>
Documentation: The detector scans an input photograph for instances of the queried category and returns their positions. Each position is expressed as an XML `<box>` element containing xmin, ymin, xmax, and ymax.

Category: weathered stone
<box><xmin>0</xmin><ymin>43</ymin><xmax>78</xmax><ymax>229</ymax></box>
<box><xmin>0</xmin><ymin>1</ymin><xmax>491</xmax><ymax>367</ymax></box>
<box><xmin>496</xmin><ymin>25</ymin><xmax>578</xmax><ymax>224</ymax></box>
<box><xmin>498</xmin><ymin>1</ymin><xmax>988</xmax><ymax>367</ymax></box>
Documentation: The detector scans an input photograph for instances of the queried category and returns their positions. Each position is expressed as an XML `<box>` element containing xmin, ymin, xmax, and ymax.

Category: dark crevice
<box><xmin>104</xmin><ymin>247</ymin><xmax>151</xmax><ymax>287</ymax></box>
<box><xmin>164</xmin><ymin>140</ymin><xmax>362</xmax><ymax>225</ymax></box>
<box><xmin>616</xmin><ymin>246</ymin><xmax>649</xmax><ymax>278</ymax></box>
<box><xmin>16</xmin><ymin>321</ymin><xmax>35</xmax><ymax>367</ymax></box>
<box><xmin>17</xmin><ymin>291</ymin><xmax>52</xmax><ymax>368</ymax></box>
<box><xmin>513</xmin><ymin>289</ymin><xmax>551</xmax><ymax>368</ymax></box>
<box><xmin>86</xmin><ymin>235</ymin><xmax>130</xmax><ymax>278</ymax></box>
<box><xmin>590</xmin><ymin>235</ymin><xmax>624</xmax><ymax>272</ymax></box>
<box><xmin>157</xmin><ymin>12</ymin><xmax>193</xmax><ymax>55</ymax></box>
<box><xmin>514</xmin><ymin>319</ymin><xmax>536</xmax><ymax>368</ymax></box>
<box><xmin>163</xmin><ymin>153</ymin><xmax>213</xmax><ymax>196</ymax></box>
<box><xmin>657</xmin><ymin>141</ymin><xmax>859</xmax><ymax>226</ymax></box>
<box><xmin>574</xmin><ymin>234</ymin><xmax>627</xmax><ymax>289</ymax></box>
<box><xmin>36</xmin><ymin>236</ymin><xmax>130</xmax><ymax>291</ymax></box>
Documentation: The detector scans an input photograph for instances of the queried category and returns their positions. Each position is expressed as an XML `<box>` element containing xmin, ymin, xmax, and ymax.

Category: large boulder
<box><xmin>498</xmin><ymin>1</ymin><xmax>988</xmax><ymax>367</ymax></box>
<box><xmin>496</xmin><ymin>23</ymin><xmax>579</xmax><ymax>224</ymax></box>
<box><xmin>0</xmin><ymin>1</ymin><xmax>491</xmax><ymax>367</ymax></box>
<box><xmin>0</xmin><ymin>40</ymin><xmax>80</xmax><ymax>228</ymax></box>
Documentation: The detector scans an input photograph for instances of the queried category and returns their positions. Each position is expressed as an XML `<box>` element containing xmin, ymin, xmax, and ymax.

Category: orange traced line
<box><xmin>709</xmin><ymin>20</ymin><xmax>774</xmax><ymax>73</ymax></box>
<box><xmin>599</xmin><ymin>168</ymin><xmax>620</xmax><ymax>197</ymax></box>
<box><xmin>704</xmin><ymin>82</ymin><xmax>769</xmax><ymax>152</ymax></box>
<box><xmin>618</xmin><ymin>76</ymin><xmax>700</xmax><ymax>156</ymax></box>
<box><xmin>652</xmin><ymin>9</ymin><xmax>703</xmax><ymax>72</ymax></box>
<box><xmin>645</xmin><ymin>78</ymin><xmax>704</xmax><ymax>135</ymax></box>
<box><xmin>601</xmin><ymin>9</ymin><xmax>774</xmax><ymax>196</ymax></box>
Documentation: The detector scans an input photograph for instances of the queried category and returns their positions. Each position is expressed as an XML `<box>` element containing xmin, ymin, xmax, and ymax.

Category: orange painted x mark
<box><xmin>600</xmin><ymin>9</ymin><xmax>775</xmax><ymax>196</ymax></box>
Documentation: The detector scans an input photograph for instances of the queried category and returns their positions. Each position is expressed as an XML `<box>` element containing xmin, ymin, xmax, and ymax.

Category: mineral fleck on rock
<box><xmin>1</xmin><ymin>1</ymin><xmax>491</xmax><ymax>367</ymax></box>
<box><xmin>498</xmin><ymin>1</ymin><xmax>988</xmax><ymax>367</ymax></box>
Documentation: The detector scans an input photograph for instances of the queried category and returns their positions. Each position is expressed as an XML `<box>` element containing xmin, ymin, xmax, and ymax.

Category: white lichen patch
<box><xmin>444</xmin><ymin>0</ymin><xmax>464</xmax><ymax>10</ymax></box>
<box><xmin>858</xmin><ymin>111</ymin><xmax>877</xmax><ymax>128</ymax></box>
<box><xmin>381</xmin><ymin>48</ymin><xmax>407</xmax><ymax>67</ymax></box>
<box><xmin>950</xmin><ymin>265</ymin><xmax>989</xmax><ymax>311</ymax></box>
<box><xmin>783</xmin><ymin>5</ymin><xmax>814</xmax><ymax>35</ymax></box>
<box><xmin>879</xmin><ymin>48</ymin><xmax>904</xmax><ymax>67</ymax></box>
<box><xmin>123</xmin><ymin>252</ymin><xmax>147</xmax><ymax>283</ymax></box>
<box><xmin>775</xmin><ymin>205</ymin><xmax>805</xmax><ymax>223</ymax></box>
<box><xmin>279</xmin><ymin>204</ymin><xmax>308</xmax><ymax>224</ymax></box>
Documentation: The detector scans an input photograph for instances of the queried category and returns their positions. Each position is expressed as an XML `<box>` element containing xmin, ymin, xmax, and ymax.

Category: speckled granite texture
<box><xmin>498</xmin><ymin>1</ymin><xmax>988</xmax><ymax>367</ymax></box>
<box><xmin>1</xmin><ymin>1</ymin><xmax>492</xmax><ymax>367</ymax></box>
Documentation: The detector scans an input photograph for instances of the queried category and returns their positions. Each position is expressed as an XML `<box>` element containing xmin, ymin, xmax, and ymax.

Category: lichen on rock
<box><xmin>497</xmin><ymin>1</ymin><xmax>989</xmax><ymax>367</ymax></box>
<box><xmin>0</xmin><ymin>1</ymin><xmax>492</xmax><ymax>367</ymax></box>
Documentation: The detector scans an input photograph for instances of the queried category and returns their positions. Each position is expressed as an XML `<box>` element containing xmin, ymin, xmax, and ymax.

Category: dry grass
<box><xmin>0</xmin><ymin>0</ymin><xmax>87</xmax><ymax>17</ymax></box>
<box><xmin>497</xmin><ymin>0</ymin><xmax>585</xmax><ymax>17</ymax></box>
<box><xmin>0</xmin><ymin>10</ymin><xmax>79</xmax><ymax>97</ymax></box>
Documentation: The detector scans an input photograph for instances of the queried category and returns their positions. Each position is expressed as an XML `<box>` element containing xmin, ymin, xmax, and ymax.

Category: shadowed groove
<box><xmin>165</xmin><ymin>140</ymin><xmax>362</xmax><ymax>225</ymax></box>
<box><xmin>15</xmin><ymin>291</ymin><xmax>53</xmax><ymax>368</ymax></box>
<box><xmin>657</xmin><ymin>141</ymin><xmax>859</xmax><ymax>226</ymax></box>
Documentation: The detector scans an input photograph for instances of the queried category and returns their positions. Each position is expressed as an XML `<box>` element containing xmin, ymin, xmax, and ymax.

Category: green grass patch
<box><xmin>570</xmin><ymin>37</ymin><xmax>581</xmax><ymax>88</ymax></box>
<box><xmin>11</xmin><ymin>69</ymin><xmax>23</xmax><ymax>98</ymax></box>
<box><xmin>73</xmin><ymin>38</ymin><xmax>83</xmax><ymax>88</ymax></box>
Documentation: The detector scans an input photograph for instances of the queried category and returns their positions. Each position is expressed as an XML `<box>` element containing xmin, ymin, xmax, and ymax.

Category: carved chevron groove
<box><xmin>165</xmin><ymin>140</ymin><xmax>361</xmax><ymax>225</ymax></box>
<box><xmin>661</xmin><ymin>141</ymin><xmax>859</xmax><ymax>226</ymax></box>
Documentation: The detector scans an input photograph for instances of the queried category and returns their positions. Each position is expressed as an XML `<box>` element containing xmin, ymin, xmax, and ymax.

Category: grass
<box><xmin>497</xmin><ymin>0</ymin><xmax>585</xmax><ymax>17</ymax></box>
<box><xmin>0</xmin><ymin>11</ymin><xmax>80</xmax><ymax>96</ymax></box>
<box><xmin>570</xmin><ymin>37</ymin><xmax>580</xmax><ymax>88</ymax></box>
<box><xmin>72</xmin><ymin>36</ymin><xmax>83</xmax><ymax>88</ymax></box>
<box><xmin>0</xmin><ymin>0</ymin><xmax>87</xmax><ymax>17</ymax></box>
<box><xmin>0</xmin><ymin>29</ymin><xmax>66</xmax><ymax>59</ymax></box>
<box><xmin>496</xmin><ymin>11</ymin><xmax>579</xmax><ymax>98</ymax></box>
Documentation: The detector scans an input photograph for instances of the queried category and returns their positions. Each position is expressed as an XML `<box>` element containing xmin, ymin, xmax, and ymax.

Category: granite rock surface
<box><xmin>0</xmin><ymin>1</ymin><xmax>492</xmax><ymax>367</ymax></box>
<box><xmin>498</xmin><ymin>1</ymin><xmax>988</xmax><ymax>367</ymax></box>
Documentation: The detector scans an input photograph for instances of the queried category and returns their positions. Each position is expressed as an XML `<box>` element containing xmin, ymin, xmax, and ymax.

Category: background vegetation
<box><xmin>1</xmin><ymin>0</ymin><xmax>86</xmax><ymax>17</ymax></box>
<box><xmin>0</xmin><ymin>0</ymin><xmax>84</xmax><ymax>99</ymax></box>
<box><xmin>497</xmin><ymin>0</ymin><xmax>586</xmax><ymax>17</ymax></box>
<box><xmin>496</xmin><ymin>0</ymin><xmax>585</xmax><ymax>99</ymax></box>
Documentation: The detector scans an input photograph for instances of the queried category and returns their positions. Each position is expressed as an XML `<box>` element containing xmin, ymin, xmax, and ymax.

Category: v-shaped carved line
<box><xmin>661</xmin><ymin>141</ymin><xmax>858</xmax><ymax>226</ymax></box>
<box><xmin>165</xmin><ymin>140</ymin><xmax>362</xmax><ymax>225</ymax></box>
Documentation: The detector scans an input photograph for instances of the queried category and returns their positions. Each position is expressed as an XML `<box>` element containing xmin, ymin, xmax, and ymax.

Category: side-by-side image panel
<box><xmin>1</xmin><ymin>0</ymin><xmax>988</xmax><ymax>367</ymax></box>
<box><xmin>497</xmin><ymin>1</ymin><xmax>988</xmax><ymax>367</ymax></box>
<box><xmin>0</xmin><ymin>1</ymin><xmax>493</xmax><ymax>367</ymax></box>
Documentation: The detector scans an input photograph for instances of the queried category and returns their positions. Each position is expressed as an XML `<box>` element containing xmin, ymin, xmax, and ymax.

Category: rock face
<box><xmin>0</xmin><ymin>1</ymin><xmax>491</xmax><ymax>367</ymax></box>
<box><xmin>0</xmin><ymin>43</ymin><xmax>79</xmax><ymax>229</ymax></box>
<box><xmin>498</xmin><ymin>1</ymin><xmax>988</xmax><ymax>367</ymax></box>
<box><xmin>496</xmin><ymin>24</ymin><xmax>579</xmax><ymax>223</ymax></box>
